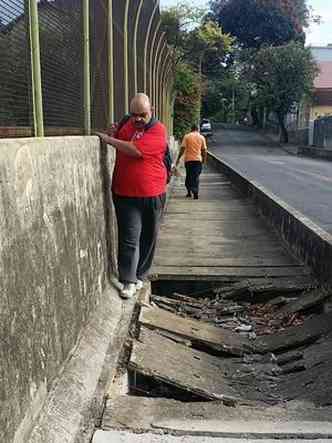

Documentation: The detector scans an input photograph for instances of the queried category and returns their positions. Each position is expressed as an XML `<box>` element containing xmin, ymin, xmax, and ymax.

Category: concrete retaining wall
<box><xmin>0</xmin><ymin>136</ymin><xmax>115</xmax><ymax>443</ymax></box>
<box><xmin>299</xmin><ymin>146</ymin><xmax>332</xmax><ymax>161</ymax></box>
<box><xmin>1</xmin><ymin>135</ymin><xmax>178</xmax><ymax>443</ymax></box>
<box><xmin>208</xmin><ymin>152</ymin><xmax>332</xmax><ymax>283</ymax></box>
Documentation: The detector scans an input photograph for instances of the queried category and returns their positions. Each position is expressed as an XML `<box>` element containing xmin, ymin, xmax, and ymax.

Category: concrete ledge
<box><xmin>299</xmin><ymin>146</ymin><xmax>332</xmax><ymax>162</ymax></box>
<box><xmin>26</xmin><ymin>285</ymin><xmax>136</xmax><ymax>443</ymax></box>
<box><xmin>94</xmin><ymin>429</ymin><xmax>332</xmax><ymax>442</ymax></box>
<box><xmin>208</xmin><ymin>152</ymin><xmax>332</xmax><ymax>283</ymax></box>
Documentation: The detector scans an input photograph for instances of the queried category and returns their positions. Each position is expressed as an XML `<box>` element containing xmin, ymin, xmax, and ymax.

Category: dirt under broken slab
<box><xmin>128</xmin><ymin>280</ymin><xmax>332</xmax><ymax>407</ymax></box>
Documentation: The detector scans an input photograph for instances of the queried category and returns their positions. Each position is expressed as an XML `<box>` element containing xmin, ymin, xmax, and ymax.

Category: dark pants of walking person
<box><xmin>185</xmin><ymin>161</ymin><xmax>202</xmax><ymax>198</ymax></box>
<box><xmin>113</xmin><ymin>193</ymin><xmax>166</xmax><ymax>284</ymax></box>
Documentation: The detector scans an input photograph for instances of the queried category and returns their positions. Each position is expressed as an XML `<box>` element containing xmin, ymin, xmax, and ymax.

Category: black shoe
<box><xmin>193</xmin><ymin>193</ymin><xmax>199</xmax><ymax>200</ymax></box>
<box><xmin>186</xmin><ymin>192</ymin><xmax>192</xmax><ymax>198</ymax></box>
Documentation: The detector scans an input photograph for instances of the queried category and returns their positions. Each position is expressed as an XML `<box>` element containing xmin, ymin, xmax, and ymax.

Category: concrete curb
<box><xmin>299</xmin><ymin>146</ymin><xmax>332</xmax><ymax>162</ymax></box>
<box><xmin>208</xmin><ymin>152</ymin><xmax>332</xmax><ymax>283</ymax></box>
<box><xmin>93</xmin><ymin>429</ymin><xmax>332</xmax><ymax>442</ymax></box>
<box><xmin>27</xmin><ymin>284</ymin><xmax>137</xmax><ymax>443</ymax></box>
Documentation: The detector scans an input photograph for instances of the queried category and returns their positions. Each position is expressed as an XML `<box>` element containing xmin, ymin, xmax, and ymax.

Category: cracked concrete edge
<box><xmin>93</xmin><ymin>429</ymin><xmax>332</xmax><ymax>442</ymax></box>
<box><xmin>26</xmin><ymin>283</ymin><xmax>137</xmax><ymax>443</ymax></box>
<box><xmin>207</xmin><ymin>152</ymin><xmax>332</xmax><ymax>283</ymax></box>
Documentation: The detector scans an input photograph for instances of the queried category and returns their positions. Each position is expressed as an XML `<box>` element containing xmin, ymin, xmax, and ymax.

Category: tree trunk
<box><xmin>277</xmin><ymin>112</ymin><xmax>288</xmax><ymax>144</ymax></box>
<box><xmin>251</xmin><ymin>107</ymin><xmax>259</xmax><ymax>126</ymax></box>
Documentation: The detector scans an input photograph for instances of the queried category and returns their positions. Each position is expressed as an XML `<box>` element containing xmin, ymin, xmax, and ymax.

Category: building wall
<box><xmin>310</xmin><ymin>105</ymin><xmax>332</xmax><ymax>120</ymax></box>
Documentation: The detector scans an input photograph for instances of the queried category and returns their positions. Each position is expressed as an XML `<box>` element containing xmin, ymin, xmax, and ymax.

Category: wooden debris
<box><xmin>277</xmin><ymin>288</ymin><xmax>332</xmax><ymax>319</ymax></box>
<box><xmin>139</xmin><ymin>306</ymin><xmax>253</xmax><ymax>356</ymax></box>
<box><xmin>130</xmin><ymin>327</ymin><xmax>242</xmax><ymax>403</ymax></box>
<box><xmin>255</xmin><ymin>312</ymin><xmax>332</xmax><ymax>354</ymax></box>
<box><xmin>215</xmin><ymin>278</ymin><xmax>313</xmax><ymax>303</ymax></box>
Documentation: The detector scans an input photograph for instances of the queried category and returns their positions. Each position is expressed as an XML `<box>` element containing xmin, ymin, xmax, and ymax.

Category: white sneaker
<box><xmin>110</xmin><ymin>276</ymin><xmax>124</xmax><ymax>291</ymax></box>
<box><xmin>120</xmin><ymin>283</ymin><xmax>137</xmax><ymax>299</ymax></box>
<box><xmin>136</xmin><ymin>279</ymin><xmax>144</xmax><ymax>291</ymax></box>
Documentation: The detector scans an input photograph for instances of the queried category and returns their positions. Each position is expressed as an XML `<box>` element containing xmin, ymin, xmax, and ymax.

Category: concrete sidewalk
<box><xmin>210</xmin><ymin>128</ymin><xmax>332</xmax><ymax>235</ymax></box>
<box><xmin>94</xmin><ymin>430</ymin><xmax>332</xmax><ymax>442</ymax></box>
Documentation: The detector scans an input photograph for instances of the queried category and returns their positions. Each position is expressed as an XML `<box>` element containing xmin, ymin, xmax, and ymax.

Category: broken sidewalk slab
<box><xmin>215</xmin><ymin>277</ymin><xmax>315</xmax><ymax>303</ymax></box>
<box><xmin>102</xmin><ymin>395</ymin><xmax>332</xmax><ymax>433</ymax></box>
<box><xmin>276</xmin><ymin>287</ymin><xmax>332</xmax><ymax>318</ymax></box>
<box><xmin>129</xmin><ymin>327</ymin><xmax>242</xmax><ymax>403</ymax></box>
<box><xmin>139</xmin><ymin>306</ymin><xmax>253</xmax><ymax>356</ymax></box>
<box><xmin>152</xmin><ymin>419</ymin><xmax>332</xmax><ymax>439</ymax></box>
<box><xmin>255</xmin><ymin>312</ymin><xmax>332</xmax><ymax>354</ymax></box>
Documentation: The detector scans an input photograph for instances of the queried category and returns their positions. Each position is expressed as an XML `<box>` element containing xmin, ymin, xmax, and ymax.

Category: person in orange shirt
<box><xmin>176</xmin><ymin>124</ymin><xmax>207</xmax><ymax>199</ymax></box>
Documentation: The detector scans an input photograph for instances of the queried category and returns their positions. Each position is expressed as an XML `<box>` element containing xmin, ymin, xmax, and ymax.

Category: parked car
<box><xmin>200</xmin><ymin>118</ymin><xmax>212</xmax><ymax>137</ymax></box>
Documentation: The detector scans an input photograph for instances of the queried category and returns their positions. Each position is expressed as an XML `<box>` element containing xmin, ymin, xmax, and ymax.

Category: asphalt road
<box><xmin>209</xmin><ymin>128</ymin><xmax>332</xmax><ymax>234</ymax></box>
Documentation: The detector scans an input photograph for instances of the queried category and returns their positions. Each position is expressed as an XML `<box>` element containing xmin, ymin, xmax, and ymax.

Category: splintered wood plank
<box><xmin>152</xmin><ymin>265</ymin><xmax>311</xmax><ymax>278</ymax></box>
<box><xmin>277</xmin><ymin>288</ymin><xmax>332</xmax><ymax>318</ymax></box>
<box><xmin>255</xmin><ymin>312</ymin><xmax>332</xmax><ymax>354</ymax></box>
<box><xmin>139</xmin><ymin>306</ymin><xmax>252</xmax><ymax>356</ymax></box>
<box><xmin>129</xmin><ymin>327</ymin><xmax>241</xmax><ymax>402</ymax></box>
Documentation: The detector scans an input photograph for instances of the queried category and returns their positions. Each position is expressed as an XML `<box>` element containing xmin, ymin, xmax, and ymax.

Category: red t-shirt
<box><xmin>112</xmin><ymin>119</ymin><xmax>168</xmax><ymax>197</ymax></box>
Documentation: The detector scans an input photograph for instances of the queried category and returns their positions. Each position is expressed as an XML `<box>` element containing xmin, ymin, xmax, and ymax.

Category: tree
<box><xmin>173</xmin><ymin>63</ymin><xmax>201</xmax><ymax>139</ymax></box>
<box><xmin>251</xmin><ymin>42</ymin><xmax>318</xmax><ymax>142</ymax></box>
<box><xmin>209</xmin><ymin>0</ymin><xmax>299</xmax><ymax>48</ymax></box>
<box><xmin>161</xmin><ymin>2</ymin><xmax>234</xmax><ymax>132</ymax></box>
<box><xmin>257</xmin><ymin>0</ymin><xmax>311</xmax><ymax>32</ymax></box>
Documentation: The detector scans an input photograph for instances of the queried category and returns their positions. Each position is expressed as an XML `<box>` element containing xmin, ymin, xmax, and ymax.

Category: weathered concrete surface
<box><xmin>102</xmin><ymin>396</ymin><xmax>332</xmax><ymax>432</ymax></box>
<box><xmin>94</xmin><ymin>430</ymin><xmax>332</xmax><ymax>443</ymax></box>
<box><xmin>0</xmin><ymin>136</ymin><xmax>115</xmax><ymax>443</ymax></box>
<box><xmin>27</xmin><ymin>286</ymin><xmax>136</xmax><ymax>443</ymax></box>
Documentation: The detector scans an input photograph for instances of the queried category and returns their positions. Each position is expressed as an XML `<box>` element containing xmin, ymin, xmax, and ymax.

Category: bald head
<box><xmin>130</xmin><ymin>93</ymin><xmax>153</xmax><ymax>129</ymax></box>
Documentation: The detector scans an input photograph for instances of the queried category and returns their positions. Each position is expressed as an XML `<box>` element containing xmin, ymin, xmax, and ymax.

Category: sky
<box><xmin>160</xmin><ymin>0</ymin><xmax>332</xmax><ymax>47</ymax></box>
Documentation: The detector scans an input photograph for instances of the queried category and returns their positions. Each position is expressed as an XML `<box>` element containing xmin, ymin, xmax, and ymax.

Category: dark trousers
<box><xmin>113</xmin><ymin>193</ymin><xmax>166</xmax><ymax>284</ymax></box>
<box><xmin>185</xmin><ymin>161</ymin><xmax>202</xmax><ymax>196</ymax></box>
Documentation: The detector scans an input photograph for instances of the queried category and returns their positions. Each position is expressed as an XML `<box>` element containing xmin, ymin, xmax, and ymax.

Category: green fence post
<box><xmin>124</xmin><ymin>0</ymin><xmax>130</xmax><ymax>114</ymax></box>
<box><xmin>28</xmin><ymin>0</ymin><xmax>44</xmax><ymax>137</ymax></box>
<box><xmin>149</xmin><ymin>21</ymin><xmax>161</xmax><ymax>111</ymax></box>
<box><xmin>144</xmin><ymin>0</ymin><xmax>159</xmax><ymax>93</ymax></box>
<box><xmin>83</xmin><ymin>0</ymin><xmax>91</xmax><ymax>134</ymax></box>
<box><xmin>133</xmin><ymin>0</ymin><xmax>144</xmax><ymax>94</ymax></box>
<box><xmin>108</xmin><ymin>0</ymin><xmax>114</xmax><ymax>125</ymax></box>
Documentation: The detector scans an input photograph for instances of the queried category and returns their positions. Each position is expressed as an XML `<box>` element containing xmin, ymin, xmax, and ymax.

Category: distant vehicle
<box><xmin>200</xmin><ymin>118</ymin><xmax>212</xmax><ymax>137</ymax></box>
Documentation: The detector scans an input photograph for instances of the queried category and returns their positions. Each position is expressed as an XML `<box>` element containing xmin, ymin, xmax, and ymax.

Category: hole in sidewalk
<box><xmin>127</xmin><ymin>370</ymin><xmax>210</xmax><ymax>402</ymax></box>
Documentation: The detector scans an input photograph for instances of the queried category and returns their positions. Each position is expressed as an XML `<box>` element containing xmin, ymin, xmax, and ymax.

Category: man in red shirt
<box><xmin>96</xmin><ymin>94</ymin><xmax>167</xmax><ymax>299</ymax></box>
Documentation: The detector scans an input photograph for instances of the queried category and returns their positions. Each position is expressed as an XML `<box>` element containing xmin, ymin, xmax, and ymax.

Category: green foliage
<box><xmin>173</xmin><ymin>64</ymin><xmax>201</xmax><ymax>139</ymax></box>
<box><xmin>202</xmin><ymin>73</ymin><xmax>250</xmax><ymax>122</ymax></box>
<box><xmin>209</xmin><ymin>0</ymin><xmax>300</xmax><ymax>48</ymax></box>
<box><xmin>252</xmin><ymin>42</ymin><xmax>318</xmax><ymax>116</ymax></box>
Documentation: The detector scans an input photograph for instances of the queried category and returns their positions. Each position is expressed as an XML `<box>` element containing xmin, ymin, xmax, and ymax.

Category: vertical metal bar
<box><xmin>124</xmin><ymin>0</ymin><xmax>130</xmax><ymax>114</ymax></box>
<box><xmin>28</xmin><ymin>0</ymin><xmax>44</xmax><ymax>137</ymax></box>
<box><xmin>133</xmin><ymin>0</ymin><xmax>144</xmax><ymax>94</ymax></box>
<box><xmin>155</xmin><ymin>38</ymin><xmax>166</xmax><ymax>118</ymax></box>
<box><xmin>159</xmin><ymin>49</ymin><xmax>170</xmax><ymax>124</ymax></box>
<box><xmin>83</xmin><ymin>0</ymin><xmax>91</xmax><ymax>134</ymax></box>
<box><xmin>144</xmin><ymin>0</ymin><xmax>159</xmax><ymax>93</ymax></box>
<box><xmin>149</xmin><ymin>21</ymin><xmax>161</xmax><ymax>109</ymax></box>
<box><xmin>108</xmin><ymin>0</ymin><xmax>114</xmax><ymax>124</ymax></box>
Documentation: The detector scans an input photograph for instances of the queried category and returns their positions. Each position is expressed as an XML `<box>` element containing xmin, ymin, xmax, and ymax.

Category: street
<box><xmin>210</xmin><ymin>128</ymin><xmax>332</xmax><ymax>234</ymax></box>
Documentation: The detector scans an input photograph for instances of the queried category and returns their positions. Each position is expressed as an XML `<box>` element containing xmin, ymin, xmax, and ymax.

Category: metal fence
<box><xmin>313</xmin><ymin>116</ymin><xmax>332</xmax><ymax>149</ymax></box>
<box><xmin>0</xmin><ymin>0</ymin><xmax>174</xmax><ymax>138</ymax></box>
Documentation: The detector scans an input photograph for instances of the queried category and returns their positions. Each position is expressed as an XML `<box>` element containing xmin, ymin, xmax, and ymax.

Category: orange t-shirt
<box><xmin>181</xmin><ymin>131</ymin><xmax>207</xmax><ymax>162</ymax></box>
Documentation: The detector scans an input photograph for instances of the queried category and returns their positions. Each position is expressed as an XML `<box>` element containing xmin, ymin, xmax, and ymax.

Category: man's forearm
<box><xmin>96</xmin><ymin>132</ymin><xmax>142</xmax><ymax>158</ymax></box>
<box><xmin>202</xmin><ymin>150</ymin><xmax>208</xmax><ymax>164</ymax></box>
